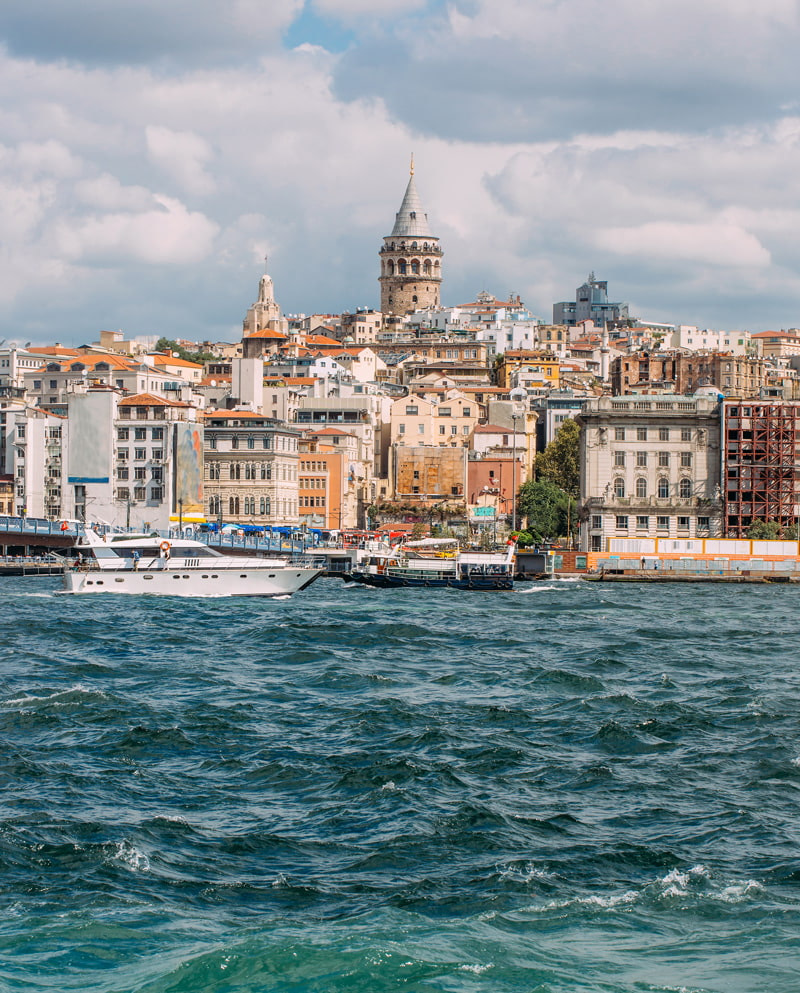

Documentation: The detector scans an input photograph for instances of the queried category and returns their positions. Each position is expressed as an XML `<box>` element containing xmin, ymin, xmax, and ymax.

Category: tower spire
<box><xmin>410</xmin><ymin>153</ymin><xmax>414</xmax><ymax>177</ymax></box>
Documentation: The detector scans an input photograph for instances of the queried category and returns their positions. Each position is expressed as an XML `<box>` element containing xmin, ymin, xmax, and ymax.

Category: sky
<box><xmin>2</xmin><ymin>0</ymin><xmax>800</xmax><ymax>347</ymax></box>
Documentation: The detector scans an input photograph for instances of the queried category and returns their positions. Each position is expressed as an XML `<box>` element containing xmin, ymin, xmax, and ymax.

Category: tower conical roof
<box><xmin>390</xmin><ymin>168</ymin><xmax>434</xmax><ymax>238</ymax></box>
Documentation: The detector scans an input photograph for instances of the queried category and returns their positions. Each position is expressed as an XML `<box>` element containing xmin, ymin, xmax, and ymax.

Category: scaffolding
<box><xmin>724</xmin><ymin>402</ymin><xmax>800</xmax><ymax>537</ymax></box>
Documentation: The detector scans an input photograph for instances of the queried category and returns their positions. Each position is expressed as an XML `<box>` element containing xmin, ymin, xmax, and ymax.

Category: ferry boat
<box><xmin>61</xmin><ymin>531</ymin><xmax>322</xmax><ymax>597</ymax></box>
<box><xmin>345</xmin><ymin>538</ymin><xmax>516</xmax><ymax>590</ymax></box>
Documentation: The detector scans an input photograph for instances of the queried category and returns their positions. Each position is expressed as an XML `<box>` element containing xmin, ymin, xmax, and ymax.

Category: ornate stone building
<box><xmin>379</xmin><ymin>160</ymin><xmax>442</xmax><ymax>315</ymax></box>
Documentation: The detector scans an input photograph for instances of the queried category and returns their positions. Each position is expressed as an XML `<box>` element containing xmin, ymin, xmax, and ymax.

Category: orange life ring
<box><xmin>159</xmin><ymin>540</ymin><xmax>171</xmax><ymax>553</ymax></box>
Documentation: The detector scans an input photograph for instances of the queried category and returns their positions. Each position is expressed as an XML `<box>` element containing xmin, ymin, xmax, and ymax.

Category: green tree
<box><xmin>536</xmin><ymin>418</ymin><xmax>580</xmax><ymax>498</ymax></box>
<box><xmin>746</xmin><ymin>520</ymin><xmax>782</xmax><ymax>539</ymax></box>
<box><xmin>517</xmin><ymin>478</ymin><xmax>570</xmax><ymax>544</ymax></box>
<box><xmin>155</xmin><ymin>337</ymin><xmax>216</xmax><ymax>366</ymax></box>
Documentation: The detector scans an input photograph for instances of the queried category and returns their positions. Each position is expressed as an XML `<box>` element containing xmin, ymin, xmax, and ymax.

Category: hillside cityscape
<box><xmin>2</xmin><ymin>164</ymin><xmax>799</xmax><ymax>551</ymax></box>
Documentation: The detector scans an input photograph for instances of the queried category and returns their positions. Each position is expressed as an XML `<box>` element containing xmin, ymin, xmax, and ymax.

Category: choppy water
<box><xmin>2</xmin><ymin>576</ymin><xmax>800</xmax><ymax>992</ymax></box>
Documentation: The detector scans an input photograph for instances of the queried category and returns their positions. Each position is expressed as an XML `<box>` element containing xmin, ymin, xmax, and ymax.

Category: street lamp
<box><xmin>509</xmin><ymin>387</ymin><xmax>527</xmax><ymax>534</ymax></box>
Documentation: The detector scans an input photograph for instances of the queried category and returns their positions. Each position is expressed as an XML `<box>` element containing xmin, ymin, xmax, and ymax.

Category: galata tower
<box><xmin>379</xmin><ymin>157</ymin><xmax>442</xmax><ymax>315</ymax></box>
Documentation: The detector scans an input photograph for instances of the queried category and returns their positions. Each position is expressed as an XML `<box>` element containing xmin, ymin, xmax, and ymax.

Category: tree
<box><xmin>746</xmin><ymin>520</ymin><xmax>782</xmax><ymax>539</ymax></box>
<box><xmin>155</xmin><ymin>337</ymin><xmax>216</xmax><ymax>366</ymax></box>
<box><xmin>517</xmin><ymin>478</ymin><xmax>570</xmax><ymax>544</ymax></box>
<box><xmin>536</xmin><ymin>418</ymin><xmax>580</xmax><ymax>498</ymax></box>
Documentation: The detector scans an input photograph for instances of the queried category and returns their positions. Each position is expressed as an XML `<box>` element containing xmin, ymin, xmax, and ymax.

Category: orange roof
<box><xmin>303</xmin><ymin>333</ymin><xmax>341</xmax><ymax>346</ymax></box>
<box><xmin>147</xmin><ymin>354</ymin><xmax>203</xmax><ymax>369</ymax></box>
<box><xmin>244</xmin><ymin>329</ymin><xmax>287</xmax><ymax>340</ymax></box>
<box><xmin>118</xmin><ymin>392</ymin><xmax>192</xmax><ymax>408</ymax></box>
<box><xmin>28</xmin><ymin>346</ymin><xmax>82</xmax><ymax>357</ymax></box>
<box><xmin>473</xmin><ymin>423</ymin><xmax>509</xmax><ymax>433</ymax></box>
<box><xmin>40</xmin><ymin>352</ymin><xmax>140</xmax><ymax>372</ymax></box>
<box><xmin>309</xmin><ymin>427</ymin><xmax>357</xmax><ymax>437</ymax></box>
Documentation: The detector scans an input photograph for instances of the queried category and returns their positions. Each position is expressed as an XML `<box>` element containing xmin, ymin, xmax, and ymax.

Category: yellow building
<box><xmin>496</xmin><ymin>350</ymin><xmax>559</xmax><ymax>390</ymax></box>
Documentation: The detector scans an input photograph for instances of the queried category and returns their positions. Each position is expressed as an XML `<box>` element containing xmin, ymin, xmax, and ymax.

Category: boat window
<box><xmin>143</xmin><ymin>576</ymin><xmax>154</xmax><ymax>581</ymax></box>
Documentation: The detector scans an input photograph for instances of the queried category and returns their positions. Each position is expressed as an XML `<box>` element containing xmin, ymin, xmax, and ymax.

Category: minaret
<box><xmin>379</xmin><ymin>157</ymin><xmax>442</xmax><ymax>315</ymax></box>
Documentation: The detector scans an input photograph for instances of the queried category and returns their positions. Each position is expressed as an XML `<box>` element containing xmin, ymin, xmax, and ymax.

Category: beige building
<box><xmin>203</xmin><ymin>411</ymin><xmax>301</xmax><ymax>526</ymax></box>
<box><xmin>577</xmin><ymin>394</ymin><xmax>723</xmax><ymax>551</ymax></box>
<box><xmin>389</xmin><ymin>390</ymin><xmax>480</xmax><ymax>452</ymax></box>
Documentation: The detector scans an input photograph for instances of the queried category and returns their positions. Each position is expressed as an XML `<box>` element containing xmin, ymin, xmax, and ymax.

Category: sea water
<box><xmin>1</xmin><ymin>576</ymin><xmax>799</xmax><ymax>992</ymax></box>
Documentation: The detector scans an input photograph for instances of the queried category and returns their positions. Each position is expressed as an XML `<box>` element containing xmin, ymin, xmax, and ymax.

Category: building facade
<box><xmin>203</xmin><ymin>412</ymin><xmax>301</xmax><ymax>526</ymax></box>
<box><xmin>722</xmin><ymin>399</ymin><xmax>800</xmax><ymax>536</ymax></box>
<box><xmin>577</xmin><ymin>395</ymin><xmax>723</xmax><ymax>551</ymax></box>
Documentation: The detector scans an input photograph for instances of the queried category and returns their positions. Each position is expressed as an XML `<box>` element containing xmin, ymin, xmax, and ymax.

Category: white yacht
<box><xmin>61</xmin><ymin>532</ymin><xmax>322</xmax><ymax>597</ymax></box>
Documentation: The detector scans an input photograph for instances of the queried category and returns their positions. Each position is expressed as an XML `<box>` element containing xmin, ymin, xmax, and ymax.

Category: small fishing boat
<box><xmin>60</xmin><ymin>531</ymin><xmax>322</xmax><ymax>597</ymax></box>
<box><xmin>345</xmin><ymin>538</ymin><xmax>515</xmax><ymax>590</ymax></box>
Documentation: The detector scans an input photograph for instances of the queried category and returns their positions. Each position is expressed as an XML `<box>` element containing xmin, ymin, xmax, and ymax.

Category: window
<box><xmin>450</xmin><ymin>425</ymin><xmax>457</xmax><ymax>435</ymax></box>
<box><xmin>152</xmin><ymin>467</ymin><xmax>162</xmax><ymax>482</ymax></box>
<box><xmin>405</xmin><ymin>405</ymin><xmax>418</xmax><ymax>415</ymax></box>
<box><xmin>418</xmin><ymin>424</ymin><xmax>425</xmax><ymax>434</ymax></box>
<box><xmin>681</xmin><ymin>452</ymin><xmax>692</xmax><ymax>468</ymax></box>
<box><xmin>399</xmin><ymin>423</ymin><xmax>406</xmax><ymax>434</ymax></box>
<box><xmin>658</xmin><ymin>452</ymin><xmax>670</xmax><ymax>467</ymax></box>
<box><xmin>117</xmin><ymin>428</ymin><xmax>129</xmax><ymax>441</ymax></box>
<box><xmin>657</xmin><ymin>515</ymin><xmax>670</xmax><ymax>530</ymax></box>
<box><xmin>678</xmin><ymin>516</ymin><xmax>690</xmax><ymax>530</ymax></box>
<box><xmin>117</xmin><ymin>449</ymin><xmax>128</xmax><ymax>461</ymax></box>
<box><xmin>209</xmin><ymin>436</ymin><xmax>217</xmax><ymax>450</ymax></box>
<box><xmin>152</xmin><ymin>427</ymin><xmax>164</xmax><ymax>440</ymax></box>
<box><xmin>135</xmin><ymin>448</ymin><xmax>146</xmax><ymax>460</ymax></box>
<box><xmin>636</xmin><ymin>516</ymin><xmax>649</xmax><ymax>529</ymax></box>
<box><xmin>134</xmin><ymin>487</ymin><xmax>146</xmax><ymax>501</ymax></box>
<box><xmin>463</xmin><ymin>425</ymin><xmax>470</xmax><ymax>435</ymax></box>
<box><xmin>231</xmin><ymin>437</ymin><xmax>239</xmax><ymax>449</ymax></box>
<box><xmin>151</xmin><ymin>487</ymin><xmax>163</xmax><ymax>501</ymax></box>
<box><xmin>49</xmin><ymin>380</ymin><xmax>57</xmax><ymax>389</ymax></box>
<box><xmin>614</xmin><ymin>478</ymin><xmax>625</xmax><ymax>498</ymax></box>
<box><xmin>698</xmin><ymin>516</ymin><xmax>710</xmax><ymax>530</ymax></box>
<box><xmin>117</xmin><ymin>467</ymin><xmax>129</xmax><ymax>480</ymax></box>
<box><xmin>614</xmin><ymin>451</ymin><xmax>626</xmax><ymax>467</ymax></box>
<box><xmin>636</xmin><ymin>452</ymin><xmax>647</xmax><ymax>467</ymax></box>
<box><xmin>591</xmin><ymin>515</ymin><xmax>602</xmax><ymax>530</ymax></box>
<box><xmin>462</xmin><ymin>407</ymin><xmax>471</xmax><ymax>417</ymax></box>
<box><xmin>263</xmin><ymin>436</ymin><xmax>271</xmax><ymax>449</ymax></box>
<box><xmin>134</xmin><ymin>467</ymin><xmax>147</xmax><ymax>480</ymax></box>
<box><xmin>439</xmin><ymin>407</ymin><xmax>451</xmax><ymax>416</ymax></box>
<box><xmin>681</xmin><ymin>427</ymin><xmax>691</xmax><ymax>441</ymax></box>
<box><xmin>636</xmin><ymin>478</ymin><xmax>647</xmax><ymax>498</ymax></box>
<box><xmin>616</xmin><ymin>515</ymin><xmax>629</xmax><ymax>529</ymax></box>
<box><xmin>615</xmin><ymin>427</ymin><xmax>626</xmax><ymax>440</ymax></box>
<box><xmin>679</xmin><ymin>478</ymin><xmax>692</xmax><ymax>498</ymax></box>
<box><xmin>659</xmin><ymin>427</ymin><xmax>669</xmax><ymax>441</ymax></box>
<box><xmin>134</xmin><ymin>427</ymin><xmax>147</xmax><ymax>440</ymax></box>
<box><xmin>637</xmin><ymin>427</ymin><xmax>647</xmax><ymax>441</ymax></box>
<box><xmin>658</xmin><ymin>477</ymin><xmax>669</xmax><ymax>498</ymax></box>
<box><xmin>439</xmin><ymin>425</ymin><xmax>445</xmax><ymax>435</ymax></box>
<box><xmin>152</xmin><ymin>449</ymin><xmax>163</xmax><ymax>461</ymax></box>
<box><xmin>591</xmin><ymin>534</ymin><xmax>602</xmax><ymax>551</ymax></box>
<box><xmin>229</xmin><ymin>496</ymin><xmax>240</xmax><ymax>515</ymax></box>
<box><xmin>33</xmin><ymin>380</ymin><xmax>41</xmax><ymax>390</ymax></box>
<box><xmin>247</xmin><ymin>437</ymin><xmax>255</xmax><ymax>450</ymax></box>
<box><xmin>117</xmin><ymin>487</ymin><xmax>130</xmax><ymax>501</ymax></box>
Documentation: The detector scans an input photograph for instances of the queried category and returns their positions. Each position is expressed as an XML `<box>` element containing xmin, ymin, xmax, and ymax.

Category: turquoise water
<box><xmin>2</xmin><ymin>576</ymin><xmax>799</xmax><ymax>992</ymax></box>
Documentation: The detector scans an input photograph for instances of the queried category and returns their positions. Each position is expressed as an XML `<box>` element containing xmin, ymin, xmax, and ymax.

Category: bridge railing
<box><xmin>0</xmin><ymin>516</ymin><xmax>84</xmax><ymax>537</ymax></box>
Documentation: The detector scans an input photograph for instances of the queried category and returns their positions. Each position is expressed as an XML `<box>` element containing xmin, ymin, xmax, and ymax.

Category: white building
<box><xmin>667</xmin><ymin>326</ymin><xmax>750</xmax><ymax>355</ymax></box>
<box><xmin>577</xmin><ymin>394</ymin><xmax>723</xmax><ymax>552</ymax></box>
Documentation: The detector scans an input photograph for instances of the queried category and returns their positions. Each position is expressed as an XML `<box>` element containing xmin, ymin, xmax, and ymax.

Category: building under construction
<box><xmin>723</xmin><ymin>400</ymin><xmax>800</xmax><ymax>536</ymax></box>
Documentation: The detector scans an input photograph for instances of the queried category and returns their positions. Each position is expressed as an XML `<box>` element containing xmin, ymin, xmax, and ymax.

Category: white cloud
<box><xmin>595</xmin><ymin>221</ymin><xmax>771</xmax><ymax>269</ymax></box>
<box><xmin>145</xmin><ymin>126</ymin><xmax>215</xmax><ymax>196</ymax></box>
